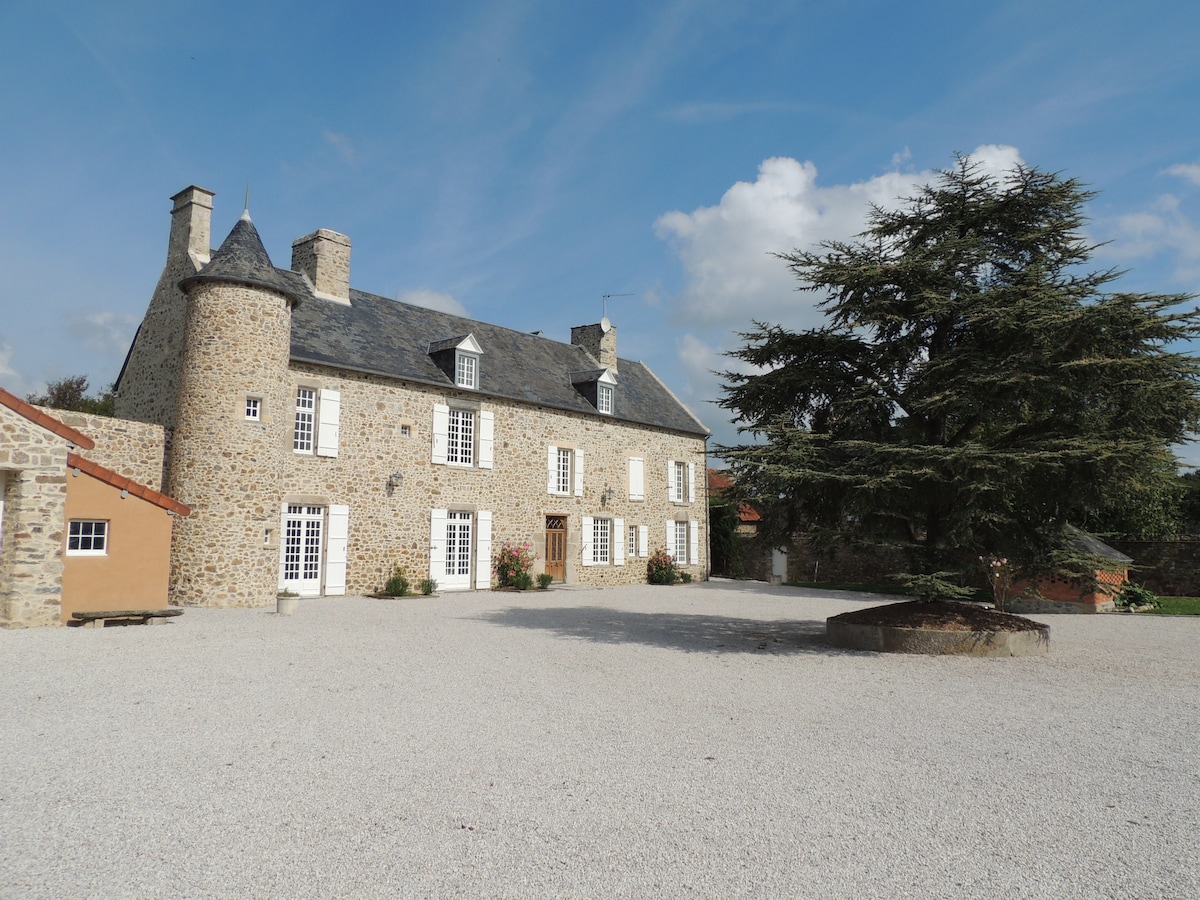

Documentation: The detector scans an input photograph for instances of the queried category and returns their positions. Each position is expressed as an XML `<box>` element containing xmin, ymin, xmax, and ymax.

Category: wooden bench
<box><xmin>71</xmin><ymin>609</ymin><xmax>184</xmax><ymax>628</ymax></box>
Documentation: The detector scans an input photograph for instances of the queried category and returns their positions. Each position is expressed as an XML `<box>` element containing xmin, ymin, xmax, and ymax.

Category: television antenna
<box><xmin>601</xmin><ymin>292</ymin><xmax>633</xmax><ymax>319</ymax></box>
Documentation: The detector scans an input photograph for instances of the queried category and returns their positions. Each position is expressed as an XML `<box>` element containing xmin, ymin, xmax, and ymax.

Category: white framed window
<box><xmin>592</xmin><ymin>517</ymin><xmax>611</xmax><ymax>565</ymax></box>
<box><xmin>67</xmin><ymin>520</ymin><xmax>108</xmax><ymax>556</ymax></box>
<box><xmin>669</xmin><ymin>460</ymin><xmax>695</xmax><ymax>503</ymax></box>
<box><xmin>432</xmin><ymin>404</ymin><xmax>494</xmax><ymax>468</ymax></box>
<box><xmin>628</xmin><ymin>525</ymin><xmax>637</xmax><ymax>559</ymax></box>
<box><xmin>546</xmin><ymin>446</ymin><xmax>584</xmax><ymax>496</ymax></box>
<box><xmin>245</xmin><ymin>397</ymin><xmax>261</xmax><ymax>421</ymax></box>
<box><xmin>447</xmin><ymin>409</ymin><xmax>475</xmax><ymax>465</ymax></box>
<box><xmin>294</xmin><ymin>388</ymin><xmax>315</xmax><ymax>452</ymax></box>
<box><xmin>667</xmin><ymin>520</ymin><xmax>689</xmax><ymax>564</ymax></box>
<box><xmin>597</xmin><ymin>383</ymin><xmax>613</xmax><ymax>415</ymax></box>
<box><xmin>455</xmin><ymin>351</ymin><xmax>478</xmax><ymax>389</ymax></box>
<box><xmin>400</xmin><ymin>424</ymin><xmax>411</xmax><ymax>438</ymax></box>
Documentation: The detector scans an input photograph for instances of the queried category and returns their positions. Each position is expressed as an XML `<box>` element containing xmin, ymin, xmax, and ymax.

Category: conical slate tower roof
<box><xmin>179</xmin><ymin>211</ymin><xmax>300</xmax><ymax>303</ymax></box>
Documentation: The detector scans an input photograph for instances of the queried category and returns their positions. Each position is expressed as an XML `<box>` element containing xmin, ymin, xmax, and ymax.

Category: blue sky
<box><xmin>3</xmin><ymin>0</ymin><xmax>1200</xmax><ymax>459</ymax></box>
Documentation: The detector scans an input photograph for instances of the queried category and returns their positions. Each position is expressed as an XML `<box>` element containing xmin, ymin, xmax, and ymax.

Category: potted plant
<box><xmin>276</xmin><ymin>590</ymin><xmax>299</xmax><ymax>616</ymax></box>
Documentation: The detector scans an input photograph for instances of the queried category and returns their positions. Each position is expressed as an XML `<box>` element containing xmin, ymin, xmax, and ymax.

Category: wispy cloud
<box><xmin>323</xmin><ymin>130</ymin><xmax>356</xmax><ymax>165</ymax></box>
<box><xmin>64</xmin><ymin>311</ymin><xmax>140</xmax><ymax>359</ymax></box>
<box><xmin>1166</xmin><ymin>163</ymin><xmax>1200</xmax><ymax>187</ymax></box>
<box><xmin>662</xmin><ymin>100</ymin><xmax>805</xmax><ymax>124</ymax></box>
<box><xmin>397</xmin><ymin>289</ymin><xmax>469</xmax><ymax>317</ymax></box>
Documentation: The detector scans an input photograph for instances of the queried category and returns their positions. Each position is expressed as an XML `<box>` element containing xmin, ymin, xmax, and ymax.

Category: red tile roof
<box><xmin>0</xmin><ymin>387</ymin><xmax>95</xmax><ymax>450</ymax></box>
<box><xmin>707</xmin><ymin>468</ymin><xmax>762</xmax><ymax>523</ymax></box>
<box><xmin>67</xmin><ymin>453</ymin><xmax>190</xmax><ymax>516</ymax></box>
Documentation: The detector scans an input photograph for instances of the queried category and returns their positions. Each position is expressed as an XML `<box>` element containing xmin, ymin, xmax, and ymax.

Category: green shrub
<box><xmin>680</xmin><ymin>570</ymin><xmax>693</xmax><ymax>584</ymax></box>
<box><xmin>419</xmin><ymin>577</ymin><xmax>437</xmax><ymax>596</ymax></box>
<box><xmin>383</xmin><ymin>566</ymin><xmax>410</xmax><ymax>597</ymax></box>
<box><xmin>647</xmin><ymin>549</ymin><xmax>678</xmax><ymax>585</ymax></box>
<box><xmin>513</xmin><ymin>571</ymin><xmax>534</xmax><ymax>591</ymax></box>
<box><xmin>536</xmin><ymin>573</ymin><xmax>553</xmax><ymax>590</ymax></box>
<box><xmin>1115</xmin><ymin>581</ymin><xmax>1160</xmax><ymax>610</ymax></box>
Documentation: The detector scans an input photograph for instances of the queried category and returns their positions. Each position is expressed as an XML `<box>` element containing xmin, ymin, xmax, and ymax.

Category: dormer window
<box><xmin>571</xmin><ymin>367</ymin><xmax>617</xmax><ymax>415</ymax></box>
<box><xmin>455</xmin><ymin>351</ymin><xmax>478</xmax><ymax>389</ymax></box>
<box><xmin>597</xmin><ymin>383</ymin><xmax>613</xmax><ymax>415</ymax></box>
<box><xmin>429</xmin><ymin>333</ymin><xmax>483</xmax><ymax>391</ymax></box>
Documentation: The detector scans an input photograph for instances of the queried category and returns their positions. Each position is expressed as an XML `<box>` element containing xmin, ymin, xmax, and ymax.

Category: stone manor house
<box><xmin>107</xmin><ymin>185</ymin><xmax>709</xmax><ymax>607</ymax></box>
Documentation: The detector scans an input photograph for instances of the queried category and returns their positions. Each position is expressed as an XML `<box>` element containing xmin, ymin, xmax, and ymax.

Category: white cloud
<box><xmin>655</xmin><ymin>146</ymin><xmax>1024</xmax><ymax>333</ymax></box>
<box><xmin>64</xmin><ymin>311</ymin><xmax>139</xmax><ymax>359</ymax></box>
<box><xmin>1166</xmin><ymin>163</ymin><xmax>1200</xmax><ymax>187</ymax></box>
<box><xmin>1104</xmin><ymin>193</ymin><xmax>1200</xmax><ymax>280</ymax></box>
<box><xmin>323</xmin><ymin>130</ymin><xmax>356</xmax><ymax>165</ymax></box>
<box><xmin>397</xmin><ymin>289</ymin><xmax>469</xmax><ymax>317</ymax></box>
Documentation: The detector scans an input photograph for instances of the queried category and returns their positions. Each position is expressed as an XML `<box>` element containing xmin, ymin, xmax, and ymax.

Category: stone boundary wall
<box><xmin>784</xmin><ymin>541</ymin><xmax>912</xmax><ymax>586</ymax></box>
<box><xmin>1107</xmin><ymin>540</ymin><xmax>1200</xmax><ymax>596</ymax></box>
<box><xmin>42</xmin><ymin>408</ymin><xmax>166</xmax><ymax>492</ymax></box>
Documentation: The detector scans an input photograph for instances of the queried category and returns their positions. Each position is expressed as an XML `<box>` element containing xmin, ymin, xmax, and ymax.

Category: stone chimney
<box><xmin>291</xmin><ymin>229</ymin><xmax>351</xmax><ymax>303</ymax></box>
<box><xmin>571</xmin><ymin>318</ymin><xmax>618</xmax><ymax>372</ymax></box>
<box><xmin>168</xmin><ymin>186</ymin><xmax>214</xmax><ymax>269</ymax></box>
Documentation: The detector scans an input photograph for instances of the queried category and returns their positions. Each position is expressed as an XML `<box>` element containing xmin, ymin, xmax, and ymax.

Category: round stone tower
<box><xmin>168</xmin><ymin>211</ymin><xmax>300</xmax><ymax>607</ymax></box>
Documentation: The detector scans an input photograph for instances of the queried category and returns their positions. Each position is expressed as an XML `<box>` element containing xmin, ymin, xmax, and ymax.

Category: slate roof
<box><xmin>183</xmin><ymin>216</ymin><xmax>708</xmax><ymax>437</ymax></box>
<box><xmin>180</xmin><ymin>213</ymin><xmax>304</xmax><ymax>303</ymax></box>
<box><xmin>288</xmin><ymin>287</ymin><xmax>709</xmax><ymax>437</ymax></box>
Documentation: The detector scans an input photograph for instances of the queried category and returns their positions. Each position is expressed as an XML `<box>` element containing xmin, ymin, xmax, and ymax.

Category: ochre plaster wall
<box><xmin>61</xmin><ymin>470</ymin><xmax>173</xmax><ymax>621</ymax></box>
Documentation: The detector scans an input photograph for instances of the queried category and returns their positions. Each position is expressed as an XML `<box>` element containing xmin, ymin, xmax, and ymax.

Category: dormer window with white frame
<box><xmin>597</xmin><ymin>383</ymin><xmax>613</xmax><ymax>415</ymax></box>
<box><xmin>570</xmin><ymin>367</ymin><xmax>618</xmax><ymax>416</ymax></box>
<box><xmin>429</xmin><ymin>334</ymin><xmax>483</xmax><ymax>391</ymax></box>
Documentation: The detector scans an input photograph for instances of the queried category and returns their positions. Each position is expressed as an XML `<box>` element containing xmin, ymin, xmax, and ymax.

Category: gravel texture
<box><xmin>2</xmin><ymin>581</ymin><xmax>1197</xmax><ymax>899</ymax></box>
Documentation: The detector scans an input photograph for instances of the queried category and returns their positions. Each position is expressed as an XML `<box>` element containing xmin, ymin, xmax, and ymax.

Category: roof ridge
<box><xmin>0</xmin><ymin>388</ymin><xmax>96</xmax><ymax>449</ymax></box>
<box><xmin>66</xmin><ymin>453</ymin><xmax>190</xmax><ymax>516</ymax></box>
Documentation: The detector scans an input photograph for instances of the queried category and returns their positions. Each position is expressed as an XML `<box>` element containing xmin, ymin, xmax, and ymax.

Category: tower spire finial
<box><xmin>241</xmin><ymin>181</ymin><xmax>251</xmax><ymax>222</ymax></box>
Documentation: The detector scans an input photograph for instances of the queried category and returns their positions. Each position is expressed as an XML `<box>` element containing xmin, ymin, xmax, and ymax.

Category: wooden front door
<box><xmin>545</xmin><ymin>516</ymin><xmax>566</xmax><ymax>582</ymax></box>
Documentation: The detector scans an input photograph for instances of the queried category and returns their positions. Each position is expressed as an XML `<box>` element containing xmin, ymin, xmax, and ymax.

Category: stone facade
<box><xmin>44</xmin><ymin>408</ymin><xmax>166</xmax><ymax>492</ymax></box>
<box><xmin>114</xmin><ymin>186</ymin><xmax>709</xmax><ymax>608</ymax></box>
<box><xmin>0</xmin><ymin>404</ymin><xmax>72</xmax><ymax>627</ymax></box>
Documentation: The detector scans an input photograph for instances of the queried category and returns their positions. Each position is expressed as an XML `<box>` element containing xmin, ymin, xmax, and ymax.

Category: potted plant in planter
<box><xmin>276</xmin><ymin>590</ymin><xmax>300</xmax><ymax>616</ymax></box>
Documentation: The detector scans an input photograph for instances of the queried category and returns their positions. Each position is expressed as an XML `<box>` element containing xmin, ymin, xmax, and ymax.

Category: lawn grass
<box><xmin>1151</xmin><ymin>596</ymin><xmax>1200</xmax><ymax>616</ymax></box>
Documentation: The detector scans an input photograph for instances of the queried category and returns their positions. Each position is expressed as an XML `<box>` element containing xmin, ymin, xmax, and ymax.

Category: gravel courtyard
<box><xmin>2</xmin><ymin>581</ymin><xmax>1197</xmax><ymax>899</ymax></box>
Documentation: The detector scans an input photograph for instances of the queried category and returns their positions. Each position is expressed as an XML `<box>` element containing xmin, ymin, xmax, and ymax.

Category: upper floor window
<box><xmin>245</xmin><ymin>397</ymin><xmax>261</xmax><ymax>421</ymax></box>
<box><xmin>597</xmin><ymin>384</ymin><xmax>613</xmax><ymax>415</ymax></box>
<box><xmin>294</xmin><ymin>388</ymin><xmax>315</xmax><ymax>452</ymax></box>
<box><xmin>455</xmin><ymin>352</ymin><xmax>478</xmax><ymax>389</ymax></box>
<box><xmin>547</xmin><ymin>445</ymin><xmax>584</xmax><ymax>496</ymax></box>
<box><xmin>570</xmin><ymin>366</ymin><xmax>617</xmax><ymax>415</ymax></box>
<box><xmin>447</xmin><ymin>408</ymin><xmax>475</xmax><ymax>465</ymax></box>
<box><xmin>669</xmin><ymin>460</ymin><xmax>695</xmax><ymax>503</ymax></box>
<box><xmin>432</xmin><ymin>403</ymin><xmax>494</xmax><ymax>469</ymax></box>
<box><xmin>67</xmin><ymin>520</ymin><xmax>108</xmax><ymax>556</ymax></box>
<box><xmin>293</xmin><ymin>387</ymin><xmax>341</xmax><ymax>457</ymax></box>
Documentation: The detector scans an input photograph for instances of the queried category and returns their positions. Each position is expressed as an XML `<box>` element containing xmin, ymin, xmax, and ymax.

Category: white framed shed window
<box><xmin>245</xmin><ymin>396</ymin><xmax>261</xmax><ymax>421</ymax></box>
<box><xmin>455</xmin><ymin>351</ymin><xmax>478</xmax><ymax>389</ymax></box>
<box><xmin>67</xmin><ymin>520</ymin><xmax>108</xmax><ymax>555</ymax></box>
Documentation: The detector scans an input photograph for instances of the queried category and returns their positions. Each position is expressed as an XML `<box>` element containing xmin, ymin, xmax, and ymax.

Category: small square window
<box><xmin>245</xmin><ymin>397</ymin><xmax>261</xmax><ymax>421</ymax></box>
<box><xmin>67</xmin><ymin>520</ymin><xmax>108</xmax><ymax>555</ymax></box>
<box><xmin>400</xmin><ymin>424</ymin><xmax>411</xmax><ymax>438</ymax></box>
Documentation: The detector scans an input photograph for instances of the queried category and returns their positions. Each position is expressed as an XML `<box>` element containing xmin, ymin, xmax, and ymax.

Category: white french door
<box><xmin>442</xmin><ymin>511</ymin><xmax>473</xmax><ymax>591</ymax></box>
<box><xmin>280</xmin><ymin>504</ymin><xmax>324</xmax><ymax>596</ymax></box>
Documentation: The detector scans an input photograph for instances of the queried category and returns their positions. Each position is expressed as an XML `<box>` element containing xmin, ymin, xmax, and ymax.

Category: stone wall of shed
<box><xmin>0</xmin><ymin>405</ymin><xmax>69</xmax><ymax>627</ymax></box>
<box><xmin>280</xmin><ymin>363</ymin><xmax>708</xmax><ymax>594</ymax></box>
<box><xmin>40</xmin><ymin>408</ymin><xmax>166</xmax><ymax>492</ymax></box>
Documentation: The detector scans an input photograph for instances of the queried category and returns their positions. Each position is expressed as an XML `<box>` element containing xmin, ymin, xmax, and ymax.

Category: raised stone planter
<box><xmin>826</xmin><ymin>601</ymin><xmax>1050</xmax><ymax>657</ymax></box>
<box><xmin>276</xmin><ymin>595</ymin><xmax>299</xmax><ymax>616</ymax></box>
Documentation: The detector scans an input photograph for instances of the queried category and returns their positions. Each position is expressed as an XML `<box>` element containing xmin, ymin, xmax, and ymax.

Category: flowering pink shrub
<box><xmin>980</xmin><ymin>555</ymin><xmax>1014</xmax><ymax>611</ymax></box>
<box><xmin>494</xmin><ymin>541</ymin><xmax>537</xmax><ymax>589</ymax></box>
<box><xmin>647</xmin><ymin>548</ymin><xmax>677</xmax><ymax>585</ymax></box>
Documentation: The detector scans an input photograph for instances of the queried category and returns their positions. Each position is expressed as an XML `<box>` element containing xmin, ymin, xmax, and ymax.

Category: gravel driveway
<box><xmin>2</xmin><ymin>581</ymin><xmax>1197</xmax><ymax>899</ymax></box>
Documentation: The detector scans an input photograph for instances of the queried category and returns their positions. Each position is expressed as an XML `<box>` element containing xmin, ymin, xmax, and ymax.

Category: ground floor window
<box><xmin>67</xmin><ymin>520</ymin><xmax>108</xmax><ymax>555</ymax></box>
<box><xmin>281</xmin><ymin>505</ymin><xmax>323</xmax><ymax>595</ymax></box>
<box><xmin>593</xmin><ymin>517</ymin><xmax>611</xmax><ymax>565</ymax></box>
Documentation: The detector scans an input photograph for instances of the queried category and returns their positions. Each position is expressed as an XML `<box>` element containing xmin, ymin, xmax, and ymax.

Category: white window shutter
<box><xmin>638</xmin><ymin>524</ymin><xmax>649</xmax><ymax>558</ymax></box>
<box><xmin>475</xmin><ymin>510</ymin><xmax>493</xmax><ymax>589</ymax></box>
<box><xmin>687</xmin><ymin>463</ymin><xmax>695</xmax><ymax>503</ymax></box>
<box><xmin>429</xmin><ymin>509</ymin><xmax>448</xmax><ymax>582</ymax></box>
<box><xmin>581</xmin><ymin>516</ymin><xmax>594</xmax><ymax>566</ymax></box>
<box><xmin>478</xmin><ymin>410</ymin><xmax>495</xmax><ymax>469</ymax></box>
<box><xmin>667</xmin><ymin>460</ymin><xmax>674</xmax><ymax>500</ymax></box>
<box><xmin>574</xmin><ymin>448</ymin><xmax>585</xmax><ymax>497</ymax></box>
<box><xmin>278</xmin><ymin>502</ymin><xmax>290</xmax><ymax>591</ymax></box>
<box><xmin>547</xmin><ymin>446</ymin><xmax>558</xmax><ymax>494</ymax></box>
<box><xmin>431</xmin><ymin>404</ymin><xmax>449</xmax><ymax>465</ymax></box>
<box><xmin>316</xmin><ymin>389</ymin><xmax>341</xmax><ymax>457</ymax></box>
<box><xmin>689</xmin><ymin>519</ymin><xmax>699</xmax><ymax>566</ymax></box>
<box><xmin>613</xmin><ymin>518</ymin><xmax>625</xmax><ymax>566</ymax></box>
<box><xmin>629</xmin><ymin>457</ymin><xmax>644</xmax><ymax>501</ymax></box>
<box><xmin>665</xmin><ymin>520</ymin><xmax>676</xmax><ymax>560</ymax></box>
<box><xmin>324</xmin><ymin>505</ymin><xmax>349</xmax><ymax>595</ymax></box>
